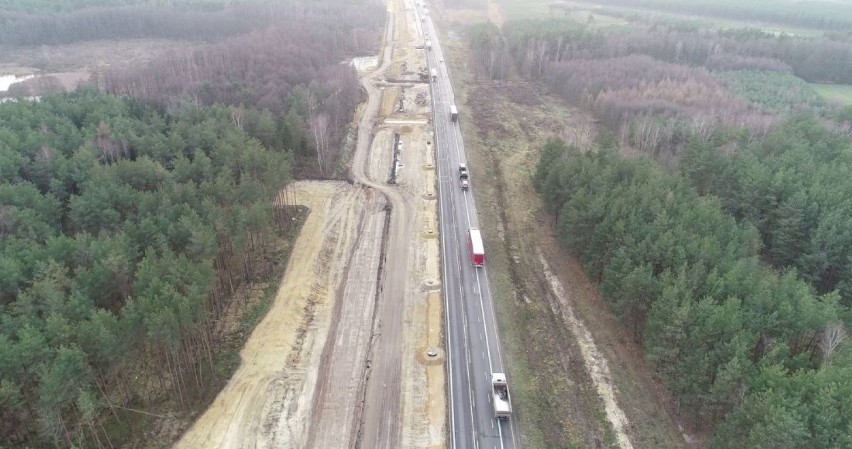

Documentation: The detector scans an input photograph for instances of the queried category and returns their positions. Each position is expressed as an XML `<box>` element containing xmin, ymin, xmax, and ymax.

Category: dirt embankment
<box><xmin>175</xmin><ymin>181</ymin><xmax>382</xmax><ymax>449</ymax></box>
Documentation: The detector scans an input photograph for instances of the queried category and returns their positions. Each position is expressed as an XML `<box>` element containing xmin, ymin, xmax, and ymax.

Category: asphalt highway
<box><xmin>415</xmin><ymin>2</ymin><xmax>521</xmax><ymax>448</ymax></box>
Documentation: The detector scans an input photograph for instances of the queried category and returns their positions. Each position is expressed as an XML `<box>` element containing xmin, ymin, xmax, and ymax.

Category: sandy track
<box><xmin>350</xmin><ymin>0</ymin><xmax>446</xmax><ymax>447</ymax></box>
<box><xmin>174</xmin><ymin>181</ymin><xmax>378</xmax><ymax>449</ymax></box>
<box><xmin>538</xmin><ymin>253</ymin><xmax>635</xmax><ymax>449</ymax></box>
<box><xmin>305</xmin><ymin>187</ymin><xmax>387</xmax><ymax>448</ymax></box>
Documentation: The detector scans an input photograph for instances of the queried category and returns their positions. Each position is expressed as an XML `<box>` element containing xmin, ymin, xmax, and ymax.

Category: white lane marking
<box><xmin>434</xmin><ymin>30</ymin><xmax>460</xmax><ymax>449</ymax></box>
<box><xmin>433</xmin><ymin>15</ymin><xmax>518</xmax><ymax>449</ymax></box>
<box><xmin>473</xmin><ymin>272</ymin><xmax>494</xmax><ymax>373</ymax></box>
<box><xmin>497</xmin><ymin>418</ymin><xmax>505</xmax><ymax>449</ymax></box>
<box><xmin>433</xmin><ymin>24</ymin><xmax>483</xmax><ymax>447</ymax></box>
<box><xmin>479</xmin><ymin>266</ymin><xmax>506</xmax><ymax>365</ymax></box>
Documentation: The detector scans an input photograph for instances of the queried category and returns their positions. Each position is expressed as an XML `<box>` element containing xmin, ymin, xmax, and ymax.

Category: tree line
<box><xmin>0</xmin><ymin>0</ymin><xmax>144</xmax><ymax>13</ymax></box>
<box><xmin>93</xmin><ymin>0</ymin><xmax>382</xmax><ymax>176</ymax></box>
<box><xmin>467</xmin><ymin>18</ymin><xmax>852</xmax><ymax>162</ymax></box>
<box><xmin>0</xmin><ymin>0</ymin><xmax>241</xmax><ymax>14</ymax></box>
<box><xmin>0</xmin><ymin>88</ymin><xmax>294</xmax><ymax>447</ymax></box>
<box><xmin>589</xmin><ymin>0</ymin><xmax>852</xmax><ymax>31</ymax></box>
<box><xmin>535</xmin><ymin>137</ymin><xmax>852</xmax><ymax>448</ymax></box>
<box><xmin>0</xmin><ymin>5</ymin><xmax>254</xmax><ymax>45</ymax></box>
<box><xmin>480</xmin><ymin>19</ymin><xmax>852</xmax><ymax>84</ymax></box>
<box><xmin>0</xmin><ymin>1</ymin><xmax>384</xmax><ymax>47</ymax></box>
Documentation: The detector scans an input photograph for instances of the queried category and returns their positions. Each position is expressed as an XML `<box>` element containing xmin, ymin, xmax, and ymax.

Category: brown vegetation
<box><xmin>94</xmin><ymin>1</ymin><xmax>382</xmax><ymax>177</ymax></box>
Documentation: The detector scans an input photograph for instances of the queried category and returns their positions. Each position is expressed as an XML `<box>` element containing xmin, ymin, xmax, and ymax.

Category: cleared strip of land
<box><xmin>175</xmin><ymin>181</ymin><xmax>380</xmax><ymax>449</ymax></box>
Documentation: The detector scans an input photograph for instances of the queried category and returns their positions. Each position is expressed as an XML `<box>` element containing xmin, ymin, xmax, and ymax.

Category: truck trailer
<box><xmin>430</xmin><ymin>68</ymin><xmax>438</xmax><ymax>82</ymax></box>
<box><xmin>468</xmin><ymin>228</ymin><xmax>485</xmax><ymax>267</ymax></box>
<box><xmin>450</xmin><ymin>104</ymin><xmax>458</xmax><ymax>122</ymax></box>
<box><xmin>491</xmin><ymin>373</ymin><xmax>512</xmax><ymax>419</ymax></box>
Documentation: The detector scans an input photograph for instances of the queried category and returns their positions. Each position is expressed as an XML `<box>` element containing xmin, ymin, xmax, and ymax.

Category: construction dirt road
<box><xmin>175</xmin><ymin>0</ymin><xmax>445</xmax><ymax>447</ymax></box>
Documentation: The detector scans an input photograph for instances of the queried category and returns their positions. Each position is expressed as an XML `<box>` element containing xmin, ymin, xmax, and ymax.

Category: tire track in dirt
<box><xmin>348</xmin><ymin>2</ymin><xmax>421</xmax><ymax>448</ymax></box>
<box><xmin>302</xmin><ymin>0</ymin><xmax>432</xmax><ymax>449</ymax></box>
<box><xmin>305</xmin><ymin>189</ymin><xmax>388</xmax><ymax>449</ymax></box>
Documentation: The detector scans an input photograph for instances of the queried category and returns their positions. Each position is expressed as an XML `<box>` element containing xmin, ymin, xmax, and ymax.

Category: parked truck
<box><xmin>450</xmin><ymin>104</ymin><xmax>458</xmax><ymax>122</ymax></box>
<box><xmin>491</xmin><ymin>373</ymin><xmax>512</xmax><ymax>419</ymax></box>
<box><xmin>468</xmin><ymin>228</ymin><xmax>485</xmax><ymax>267</ymax></box>
<box><xmin>430</xmin><ymin>68</ymin><xmax>438</xmax><ymax>82</ymax></box>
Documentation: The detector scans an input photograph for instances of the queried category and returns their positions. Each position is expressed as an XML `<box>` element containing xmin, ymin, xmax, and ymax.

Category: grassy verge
<box><xmin>810</xmin><ymin>83</ymin><xmax>852</xmax><ymax>105</ymax></box>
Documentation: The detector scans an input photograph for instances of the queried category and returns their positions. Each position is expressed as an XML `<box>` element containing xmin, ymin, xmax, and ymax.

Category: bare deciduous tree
<box><xmin>309</xmin><ymin>113</ymin><xmax>331</xmax><ymax>175</ymax></box>
<box><xmin>820</xmin><ymin>323</ymin><xmax>847</xmax><ymax>362</ymax></box>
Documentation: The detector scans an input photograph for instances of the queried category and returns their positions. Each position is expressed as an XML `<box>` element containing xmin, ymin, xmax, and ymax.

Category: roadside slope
<box><xmin>175</xmin><ymin>181</ymin><xmax>377</xmax><ymax>449</ymax></box>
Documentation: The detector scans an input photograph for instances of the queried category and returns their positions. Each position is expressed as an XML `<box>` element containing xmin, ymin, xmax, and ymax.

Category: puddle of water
<box><xmin>0</xmin><ymin>73</ymin><xmax>35</xmax><ymax>92</ymax></box>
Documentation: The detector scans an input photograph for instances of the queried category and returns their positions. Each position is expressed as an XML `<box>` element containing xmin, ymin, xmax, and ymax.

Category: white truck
<box><xmin>431</xmin><ymin>68</ymin><xmax>438</xmax><ymax>82</ymax></box>
<box><xmin>491</xmin><ymin>373</ymin><xmax>512</xmax><ymax>419</ymax></box>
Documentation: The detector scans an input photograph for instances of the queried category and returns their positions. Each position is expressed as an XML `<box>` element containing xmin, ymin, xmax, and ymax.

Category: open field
<box><xmin>811</xmin><ymin>83</ymin><xmax>852</xmax><ymax>106</ymax></box>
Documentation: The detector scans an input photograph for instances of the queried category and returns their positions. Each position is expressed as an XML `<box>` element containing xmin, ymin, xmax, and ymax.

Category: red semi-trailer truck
<box><xmin>468</xmin><ymin>228</ymin><xmax>485</xmax><ymax>267</ymax></box>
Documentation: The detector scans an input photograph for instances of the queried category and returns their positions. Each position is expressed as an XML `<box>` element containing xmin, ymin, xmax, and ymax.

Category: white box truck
<box><xmin>492</xmin><ymin>373</ymin><xmax>512</xmax><ymax>419</ymax></box>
